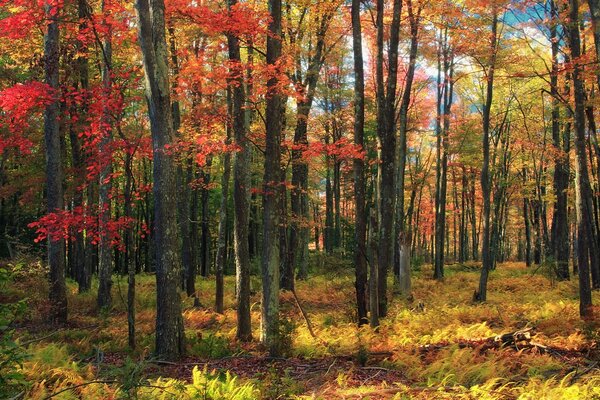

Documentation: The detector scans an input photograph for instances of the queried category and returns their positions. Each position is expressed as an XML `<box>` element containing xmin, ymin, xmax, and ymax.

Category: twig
<box><xmin>42</xmin><ymin>380</ymin><xmax>118</xmax><ymax>400</ymax></box>
<box><xmin>570</xmin><ymin>361</ymin><xmax>600</xmax><ymax>384</ymax></box>
<box><xmin>291</xmin><ymin>288</ymin><xmax>322</xmax><ymax>344</ymax></box>
<box><xmin>361</xmin><ymin>370</ymin><xmax>381</xmax><ymax>386</ymax></box>
<box><xmin>325</xmin><ymin>358</ymin><xmax>337</xmax><ymax>375</ymax></box>
<box><xmin>7</xmin><ymin>391</ymin><xmax>25</xmax><ymax>400</ymax></box>
<box><xmin>19</xmin><ymin>330</ymin><xmax>59</xmax><ymax>346</ymax></box>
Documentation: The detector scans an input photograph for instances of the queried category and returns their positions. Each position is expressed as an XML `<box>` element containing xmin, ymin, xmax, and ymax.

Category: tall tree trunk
<box><xmin>44</xmin><ymin>0</ymin><xmax>67</xmax><ymax>324</ymax></box>
<box><xmin>434</xmin><ymin>26</ymin><xmax>453</xmax><ymax>280</ymax></box>
<box><xmin>569</xmin><ymin>0</ymin><xmax>593</xmax><ymax>316</ymax></box>
<box><xmin>325</xmin><ymin>134</ymin><xmax>334</xmax><ymax>253</ymax></box>
<box><xmin>523</xmin><ymin>169</ymin><xmax>533</xmax><ymax>267</ymax></box>
<box><xmin>550</xmin><ymin>0</ymin><xmax>571</xmax><ymax>280</ymax></box>
<box><xmin>169</xmin><ymin>26</ymin><xmax>194</xmax><ymax>298</ymax></box>
<box><xmin>97</xmin><ymin>1</ymin><xmax>113</xmax><ymax>310</ymax></box>
<box><xmin>123</xmin><ymin>149</ymin><xmax>136</xmax><ymax>349</ymax></box>
<box><xmin>352</xmin><ymin>0</ymin><xmax>368</xmax><ymax>326</ymax></box>
<box><xmin>369</xmin><ymin>207</ymin><xmax>379</xmax><ymax>328</ymax></box>
<box><xmin>228</xmin><ymin>5</ymin><xmax>252</xmax><ymax>338</ymax></box>
<box><xmin>73</xmin><ymin>0</ymin><xmax>90</xmax><ymax>293</ymax></box>
<box><xmin>375</xmin><ymin>0</ymin><xmax>402</xmax><ymax>319</ymax></box>
<box><xmin>287</xmin><ymin>13</ymin><xmax>331</xmax><ymax>287</ymax></box>
<box><xmin>215</xmin><ymin>92</ymin><xmax>232</xmax><ymax>314</ymax></box>
<box><xmin>262</xmin><ymin>0</ymin><xmax>282</xmax><ymax>355</ymax></box>
<box><xmin>136</xmin><ymin>0</ymin><xmax>185</xmax><ymax>359</ymax></box>
<box><xmin>200</xmin><ymin>158</ymin><xmax>212</xmax><ymax>277</ymax></box>
<box><xmin>476</xmin><ymin>10</ymin><xmax>498</xmax><ymax>302</ymax></box>
<box><xmin>187</xmin><ymin>163</ymin><xmax>199</xmax><ymax>299</ymax></box>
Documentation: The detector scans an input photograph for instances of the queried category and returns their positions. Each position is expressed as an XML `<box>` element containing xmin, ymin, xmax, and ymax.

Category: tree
<box><xmin>475</xmin><ymin>5</ymin><xmax>499</xmax><ymax>302</ymax></box>
<box><xmin>433</xmin><ymin>23</ymin><xmax>454</xmax><ymax>281</ymax></box>
<box><xmin>227</xmin><ymin>0</ymin><xmax>252</xmax><ymax>341</ymax></box>
<box><xmin>568</xmin><ymin>0</ymin><xmax>593</xmax><ymax>317</ymax></box>
<box><xmin>549</xmin><ymin>0</ymin><xmax>570</xmax><ymax>281</ymax></box>
<box><xmin>44</xmin><ymin>0</ymin><xmax>67</xmax><ymax>324</ymax></box>
<box><xmin>262</xmin><ymin>0</ymin><xmax>283</xmax><ymax>356</ymax></box>
<box><xmin>97</xmin><ymin>0</ymin><xmax>114</xmax><ymax>311</ymax></box>
<box><xmin>136</xmin><ymin>0</ymin><xmax>185</xmax><ymax>359</ymax></box>
<box><xmin>375</xmin><ymin>0</ymin><xmax>402</xmax><ymax>319</ymax></box>
<box><xmin>352</xmin><ymin>0</ymin><xmax>368</xmax><ymax>326</ymax></box>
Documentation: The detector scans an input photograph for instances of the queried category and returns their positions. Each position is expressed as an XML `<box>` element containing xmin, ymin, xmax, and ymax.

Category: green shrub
<box><xmin>190</xmin><ymin>333</ymin><xmax>234</xmax><ymax>359</ymax></box>
<box><xmin>0</xmin><ymin>265</ymin><xmax>29</xmax><ymax>397</ymax></box>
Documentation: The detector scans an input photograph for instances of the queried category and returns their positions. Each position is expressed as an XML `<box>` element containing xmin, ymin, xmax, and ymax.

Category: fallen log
<box><xmin>419</xmin><ymin>327</ymin><xmax>536</xmax><ymax>353</ymax></box>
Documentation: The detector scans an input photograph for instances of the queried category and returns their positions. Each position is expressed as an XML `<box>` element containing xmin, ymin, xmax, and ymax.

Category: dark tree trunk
<box><xmin>375</xmin><ymin>0</ymin><xmax>402</xmax><ymax>319</ymax></box>
<box><xmin>187</xmin><ymin>164</ymin><xmax>199</xmax><ymax>298</ymax></box>
<box><xmin>476</xmin><ymin>10</ymin><xmax>498</xmax><ymax>302</ymax></box>
<box><xmin>325</xmin><ymin>135</ymin><xmax>334</xmax><ymax>253</ymax></box>
<box><xmin>434</xmin><ymin>26</ymin><xmax>453</xmax><ymax>280</ymax></box>
<box><xmin>523</xmin><ymin>169</ymin><xmax>533</xmax><ymax>267</ymax></box>
<box><xmin>44</xmin><ymin>0</ymin><xmax>67</xmax><ymax>324</ymax></box>
<box><xmin>352</xmin><ymin>0</ymin><xmax>368</xmax><ymax>326</ymax></box>
<box><xmin>200</xmin><ymin>158</ymin><xmax>212</xmax><ymax>277</ymax></box>
<box><xmin>215</xmin><ymin>91</ymin><xmax>232</xmax><ymax>314</ymax></box>
<box><xmin>97</xmin><ymin>4</ymin><xmax>113</xmax><ymax>310</ymax></box>
<box><xmin>228</xmin><ymin>5</ymin><xmax>252</xmax><ymax>338</ymax></box>
<box><xmin>262</xmin><ymin>0</ymin><xmax>282</xmax><ymax>355</ymax></box>
<box><xmin>287</xmin><ymin>12</ymin><xmax>331</xmax><ymax>287</ymax></box>
<box><xmin>569</xmin><ymin>0</ymin><xmax>593</xmax><ymax>317</ymax></box>
<box><xmin>123</xmin><ymin>149</ymin><xmax>136</xmax><ymax>349</ymax></box>
<box><xmin>550</xmin><ymin>0</ymin><xmax>571</xmax><ymax>280</ymax></box>
<box><xmin>136</xmin><ymin>0</ymin><xmax>185</xmax><ymax>359</ymax></box>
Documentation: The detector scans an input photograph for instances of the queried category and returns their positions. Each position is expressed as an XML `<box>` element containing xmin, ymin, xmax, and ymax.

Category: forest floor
<box><xmin>3</xmin><ymin>255</ymin><xmax>600</xmax><ymax>399</ymax></box>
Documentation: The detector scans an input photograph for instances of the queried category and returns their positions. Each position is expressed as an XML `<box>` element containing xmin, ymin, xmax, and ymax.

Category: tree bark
<box><xmin>227</xmin><ymin>4</ymin><xmax>252</xmax><ymax>338</ymax></box>
<box><xmin>434</xmin><ymin>26</ymin><xmax>453</xmax><ymax>281</ymax></box>
<box><xmin>352</xmin><ymin>0</ymin><xmax>368</xmax><ymax>326</ymax></box>
<box><xmin>262</xmin><ymin>0</ymin><xmax>283</xmax><ymax>355</ymax></box>
<box><xmin>215</xmin><ymin>92</ymin><xmax>232</xmax><ymax>314</ymax></box>
<box><xmin>97</xmin><ymin>0</ymin><xmax>113</xmax><ymax>310</ymax></box>
<box><xmin>44</xmin><ymin>0</ymin><xmax>67</xmax><ymax>324</ymax></box>
<box><xmin>136</xmin><ymin>0</ymin><xmax>185</xmax><ymax>359</ymax></box>
<box><xmin>476</xmin><ymin>10</ymin><xmax>498</xmax><ymax>302</ymax></box>
<box><xmin>375</xmin><ymin>0</ymin><xmax>402</xmax><ymax>319</ymax></box>
<box><xmin>569</xmin><ymin>0</ymin><xmax>593</xmax><ymax>317</ymax></box>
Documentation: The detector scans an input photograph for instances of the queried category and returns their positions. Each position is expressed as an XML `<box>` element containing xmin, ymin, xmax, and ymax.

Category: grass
<box><xmin>3</xmin><ymin>256</ymin><xmax>600</xmax><ymax>399</ymax></box>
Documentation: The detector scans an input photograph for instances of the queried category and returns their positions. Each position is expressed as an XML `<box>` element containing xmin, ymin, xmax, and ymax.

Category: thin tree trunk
<box><xmin>97</xmin><ymin>1</ymin><xmax>113</xmax><ymax>310</ymax></box>
<box><xmin>215</xmin><ymin>91</ymin><xmax>232</xmax><ymax>314</ymax></box>
<box><xmin>476</xmin><ymin>10</ymin><xmax>498</xmax><ymax>302</ymax></box>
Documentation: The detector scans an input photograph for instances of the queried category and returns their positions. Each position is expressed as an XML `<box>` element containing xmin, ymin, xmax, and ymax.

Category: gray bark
<box><xmin>136</xmin><ymin>0</ymin><xmax>185</xmax><ymax>359</ymax></box>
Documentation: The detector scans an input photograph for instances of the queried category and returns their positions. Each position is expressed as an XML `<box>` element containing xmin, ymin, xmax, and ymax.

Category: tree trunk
<box><xmin>569</xmin><ymin>0</ymin><xmax>593</xmax><ymax>317</ymax></box>
<box><xmin>215</xmin><ymin>92</ymin><xmax>232</xmax><ymax>314</ymax></box>
<box><xmin>44</xmin><ymin>0</ymin><xmax>67</xmax><ymax>324</ymax></box>
<box><xmin>434</xmin><ymin>26</ymin><xmax>453</xmax><ymax>280</ymax></box>
<box><xmin>375</xmin><ymin>0</ymin><xmax>402</xmax><ymax>318</ymax></box>
<box><xmin>97</xmin><ymin>2</ymin><xmax>113</xmax><ymax>310</ymax></box>
<box><xmin>227</xmin><ymin>8</ymin><xmax>252</xmax><ymax>339</ymax></box>
<box><xmin>476</xmin><ymin>10</ymin><xmax>498</xmax><ymax>302</ymax></box>
<box><xmin>136</xmin><ymin>0</ymin><xmax>185</xmax><ymax>359</ymax></box>
<box><xmin>550</xmin><ymin>0</ymin><xmax>571</xmax><ymax>279</ymax></box>
<box><xmin>352</xmin><ymin>0</ymin><xmax>368</xmax><ymax>326</ymax></box>
<box><xmin>200</xmin><ymin>158</ymin><xmax>212</xmax><ymax>277</ymax></box>
<box><xmin>262</xmin><ymin>0</ymin><xmax>282</xmax><ymax>355</ymax></box>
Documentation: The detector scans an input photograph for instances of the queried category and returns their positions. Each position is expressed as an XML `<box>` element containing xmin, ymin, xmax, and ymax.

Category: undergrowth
<box><xmin>2</xmin><ymin>258</ymin><xmax>599</xmax><ymax>399</ymax></box>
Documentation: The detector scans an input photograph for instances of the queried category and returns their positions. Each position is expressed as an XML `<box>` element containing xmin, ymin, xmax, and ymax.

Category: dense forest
<box><xmin>1</xmin><ymin>0</ymin><xmax>600</xmax><ymax>398</ymax></box>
